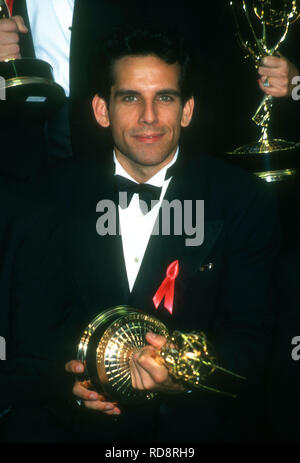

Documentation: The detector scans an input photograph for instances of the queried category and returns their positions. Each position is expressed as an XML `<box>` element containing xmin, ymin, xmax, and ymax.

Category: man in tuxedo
<box><xmin>0</xmin><ymin>24</ymin><xmax>281</xmax><ymax>443</ymax></box>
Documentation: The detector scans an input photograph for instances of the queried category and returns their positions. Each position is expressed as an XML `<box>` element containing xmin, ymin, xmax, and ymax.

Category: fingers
<box><xmin>73</xmin><ymin>380</ymin><xmax>98</xmax><ymax>401</ymax></box>
<box><xmin>130</xmin><ymin>348</ymin><xmax>164</xmax><ymax>390</ymax></box>
<box><xmin>12</xmin><ymin>16</ymin><xmax>28</xmax><ymax>34</ymax></box>
<box><xmin>145</xmin><ymin>332</ymin><xmax>167</xmax><ymax>350</ymax></box>
<box><xmin>65</xmin><ymin>360</ymin><xmax>121</xmax><ymax>415</ymax></box>
<box><xmin>130</xmin><ymin>337</ymin><xmax>186</xmax><ymax>394</ymax></box>
<box><xmin>0</xmin><ymin>29</ymin><xmax>19</xmax><ymax>45</ymax></box>
<box><xmin>132</xmin><ymin>333</ymin><xmax>169</xmax><ymax>389</ymax></box>
<box><xmin>258</xmin><ymin>66</ymin><xmax>288</xmax><ymax>79</ymax></box>
<box><xmin>65</xmin><ymin>359</ymin><xmax>85</xmax><ymax>374</ymax></box>
<box><xmin>73</xmin><ymin>381</ymin><xmax>121</xmax><ymax>415</ymax></box>
<box><xmin>0</xmin><ymin>17</ymin><xmax>28</xmax><ymax>34</ymax></box>
<box><xmin>0</xmin><ymin>43</ymin><xmax>20</xmax><ymax>60</ymax></box>
<box><xmin>257</xmin><ymin>77</ymin><xmax>289</xmax><ymax>97</ymax></box>
<box><xmin>257</xmin><ymin>55</ymin><xmax>299</xmax><ymax>97</ymax></box>
<box><xmin>0</xmin><ymin>17</ymin><xmax>27</xmax><ymax>61</ymax></box>
<box><xmin>260</xmin><ymin>55</ymin><xmax>283</xmax><ymax>68</ymax></box>
<box><xmin>130</xmin><ymin>356</ymin><xmax>146</xmax><ymax>389</ymax></box>
<box><xmin>131</xmin><ymin>345</ymin><xmax>169</xmax><ymax>390</ymax></box>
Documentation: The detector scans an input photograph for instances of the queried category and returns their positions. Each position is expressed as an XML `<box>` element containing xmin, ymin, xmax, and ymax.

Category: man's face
<box><xmin>93</xmin><ymin>55</ymin><xmax>194</xmax><ymax>169</ymax></box>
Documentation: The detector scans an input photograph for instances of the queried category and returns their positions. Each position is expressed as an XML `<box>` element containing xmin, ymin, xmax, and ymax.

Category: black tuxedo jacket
<box><xmin>2</xmin><ymin>151</ymin><xmax>280</xmax><ymax>442</ymax></box>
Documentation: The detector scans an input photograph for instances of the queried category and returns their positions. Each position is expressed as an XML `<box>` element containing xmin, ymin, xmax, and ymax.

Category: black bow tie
<box><xmin>114</xmin><ymin>175</ymin><xmax>162</xmax><ymax>214</ymax></box>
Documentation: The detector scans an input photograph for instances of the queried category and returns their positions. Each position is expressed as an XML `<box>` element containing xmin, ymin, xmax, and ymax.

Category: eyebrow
<box><xmin>113</xmin><ymin>89</ymin><xmax>181</xmax><ymax>98</ymax></box>
<box><xmin>156</xmin><ymin>89</ymin><xmax>181</xmax><ymax>97</ymax></box>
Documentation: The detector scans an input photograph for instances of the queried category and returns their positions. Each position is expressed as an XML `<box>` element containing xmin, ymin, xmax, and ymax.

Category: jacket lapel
<box><xmin>129</xmin><ymin>151</ymin><xmax>224</xmax><ymax>327</ymax></box>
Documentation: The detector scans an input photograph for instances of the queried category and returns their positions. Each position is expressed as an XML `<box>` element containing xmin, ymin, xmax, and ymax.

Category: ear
<box><xmin>181</xmin><ymin>96</ymin><xmax>195</xmax><ymax>127</ymax></box>
<box><xmin>92</xmin><ymin>94</ymin><xmax>110</xmax><ymax>128</ymax></box>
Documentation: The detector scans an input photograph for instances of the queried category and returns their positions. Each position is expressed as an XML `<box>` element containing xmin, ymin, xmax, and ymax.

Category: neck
<box><xmin>115</xmin><ymin>148</ymin><xmax>177</xmax><ymax>183</ymax></box>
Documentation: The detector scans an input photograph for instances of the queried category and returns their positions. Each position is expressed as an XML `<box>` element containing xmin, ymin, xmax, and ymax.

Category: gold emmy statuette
<box><xmin>229</xmin><ymin>1</ymin><xmax>300</xmax><ymax>180</ymax></box>
<box><xmin>77</xmin><ymin>306</ymin><xmax>245</xmax><ymax>405</ymax></box>
<box><xmin>0</xmin><ymin>0</ymin><xmax>65</xmax><ymax>110</ymax></box>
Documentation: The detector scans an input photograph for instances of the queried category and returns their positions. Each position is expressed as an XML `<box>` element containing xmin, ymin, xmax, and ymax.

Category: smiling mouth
<box><xmin>133</xmin><ymin>134</ymin><xmax>164</xmax><ymax>143</ymax></box>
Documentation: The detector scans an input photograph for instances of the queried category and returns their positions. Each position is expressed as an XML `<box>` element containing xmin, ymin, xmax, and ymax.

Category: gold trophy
<box><xmin>229</xmin><ymin>0</ymin><xmax>300</xmax><ymax>182</ymax></box>
<box><xmin>77</xmin><ymin>306</ymin><xmax>245</xmax><ymax>405</ymax></box>
<box><xmin>0</xmin><ymin>0</ymin><xmax>65</xmax><ymax>110</ymax></box>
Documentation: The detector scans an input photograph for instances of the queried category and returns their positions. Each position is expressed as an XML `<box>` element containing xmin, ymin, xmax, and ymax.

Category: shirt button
<box><xmin>134</xmin><ymin>257</ymin><xmax>139</xmax><ymax>263</ymax></box>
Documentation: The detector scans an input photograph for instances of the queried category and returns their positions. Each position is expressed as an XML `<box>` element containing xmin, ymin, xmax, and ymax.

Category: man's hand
<box><xmin>0</xmin><ymin>16</ymin><xmax>28</xmax><ymax>61</ymax></box>
<box><xmin>65</xmin><ymin>360</ymin><xmax>121</xmax><ymax>416</ymax></box>
<box><xmin>258</xmin><ymin>54</ymin><xmax>299</xmax><ymax>97</ymax></box>
<box><xmin>130</xmin><ymin>332</ymin><xmax>185</xmax><ymax>394</ymax></box>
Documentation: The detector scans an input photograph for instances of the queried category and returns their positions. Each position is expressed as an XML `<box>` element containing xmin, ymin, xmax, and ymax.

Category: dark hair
<box><xmin>92</xmin><ymin>25</ymin><xmax>195</xmax><ymax>104</ymax></box>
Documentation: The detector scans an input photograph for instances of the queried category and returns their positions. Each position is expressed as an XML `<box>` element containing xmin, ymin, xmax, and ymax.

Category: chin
<box><xmin>130</xmin><ymin>147</ymin><xmax>175</xmax><ymax>167</ymax></box>
<box><xmin>133</xmin><ymin>155</ymin><xmax>169</xmax><ymax>167</ymax></box>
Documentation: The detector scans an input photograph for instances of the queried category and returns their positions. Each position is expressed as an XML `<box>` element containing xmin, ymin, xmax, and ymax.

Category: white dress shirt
<box><xmin>26</xmin><ymin>0</ymin><xmax>74</xmax><ymax>96</ymax></box>
<box><xmin>114</xmin><ymin>149</ymin><xmax>178</xmax><ymax>292</ymax></box>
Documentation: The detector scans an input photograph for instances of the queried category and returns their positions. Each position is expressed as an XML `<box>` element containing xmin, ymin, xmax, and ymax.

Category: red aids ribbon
<box><xmin>5</xmin><ymin>1</ymin><xmax>14</xmax><ymax>15</ymax></box>
<box><xmin>153</xmin><ymin>260</ymin><xmax>179</xmax><ymax>315</ymax></box>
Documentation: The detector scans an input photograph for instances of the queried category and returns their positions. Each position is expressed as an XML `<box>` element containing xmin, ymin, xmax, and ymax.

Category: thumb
<box><xmin>146</xmin><ymin>332</ymin><xmax>167</xmax><ymax>349</ymax></box>
<box><xmin>12</xmin><ymin>15</ymin><xmax>28</xmax><ymax>34</ymax></box>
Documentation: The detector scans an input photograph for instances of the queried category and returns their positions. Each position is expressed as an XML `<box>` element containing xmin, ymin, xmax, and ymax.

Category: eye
<box><xmin>158</xmin><ymin>95</ymin><xmax>174</xmax><ymax>103</ymax></box>
<box><xmin>123</xmin><ymin>95</ymin><xmax>138</xmax><ymax>103</ymax></box>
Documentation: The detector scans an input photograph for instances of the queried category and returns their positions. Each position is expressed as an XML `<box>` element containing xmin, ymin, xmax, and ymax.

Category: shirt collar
<box><xmin>113</xmin><ymin>148</ymin><xmax>179</xmax><ymax>187</ymax></box>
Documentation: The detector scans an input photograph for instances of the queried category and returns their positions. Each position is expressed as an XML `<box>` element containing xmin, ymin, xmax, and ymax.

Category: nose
<box><xmin>139</xmin><ymin>100</ymin><xmax>157</xmax><ymax>125</ymax></box>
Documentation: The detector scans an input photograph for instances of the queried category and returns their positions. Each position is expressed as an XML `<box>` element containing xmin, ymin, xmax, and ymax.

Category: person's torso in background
<box><xmin>26</xmin><ymin>0</ymin><xmax>74</xmax><ymax>97</ymax></box>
